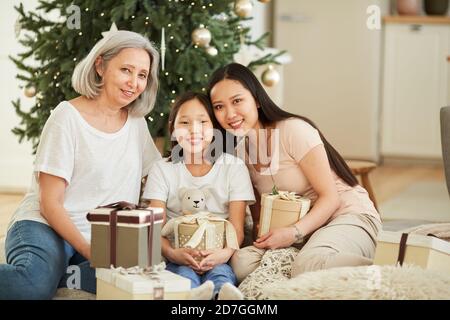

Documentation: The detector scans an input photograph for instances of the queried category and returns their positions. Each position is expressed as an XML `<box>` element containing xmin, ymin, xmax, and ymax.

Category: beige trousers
<box><xmin>231</xmin><ymin>212</ymin><xmax>382</xmax><ymax>283</ymax></box>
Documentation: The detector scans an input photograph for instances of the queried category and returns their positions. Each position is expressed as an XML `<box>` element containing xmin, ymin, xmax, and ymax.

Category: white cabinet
<box><xmin>381</xmin><ymin>20</ymin><xmax>450</xmax><ymax>158</ymax></box>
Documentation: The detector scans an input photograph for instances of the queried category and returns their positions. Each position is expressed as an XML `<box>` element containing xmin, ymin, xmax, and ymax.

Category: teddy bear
<box><xmin>178</xmin><ymin>187</ymin><xmax>210</xmax><ymax>215</ymax></box>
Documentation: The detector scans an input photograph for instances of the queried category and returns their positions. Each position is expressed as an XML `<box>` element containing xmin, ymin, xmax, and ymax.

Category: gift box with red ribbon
<box><xmin>87</xmin><ymin>201</ymin><xmax>163</xmax><ymax>268</ymax></box>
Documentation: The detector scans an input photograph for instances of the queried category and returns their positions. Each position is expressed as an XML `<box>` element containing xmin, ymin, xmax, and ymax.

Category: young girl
<box><xmin>142</xmin><ymin>92</ymin><xmax>255</xmax><ymax>300</ymax></box>
<box><xmin>207</xmin><ymin>63</ymin><xmax>382</xmax><ymax>283</ymax></box>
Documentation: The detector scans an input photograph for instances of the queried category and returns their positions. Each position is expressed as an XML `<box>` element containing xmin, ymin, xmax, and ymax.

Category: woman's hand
<box><xmin>253</xmin><ymin>227</ymin><xmax>297</xmax><ymax>250</ymax></box>
<box><xmin>168</xmin><ymin>247</ymin><xmax>202</xmax><ymax>270</ymax></box>
<box><xmin>198</xmin><ymin>247</ymin><xmax>235</xmax><ymax>272</ymax></box>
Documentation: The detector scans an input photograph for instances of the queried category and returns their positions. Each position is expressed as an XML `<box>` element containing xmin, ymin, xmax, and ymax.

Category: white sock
<box><xmin>188</xmin><ymin>280</ymin><xmax>214</xmax><ymax>300</ymax></box>
<box><xmin>218</xmin><ymin>283</ymin><xmax>244</xmax><ymax>300</ymax></box>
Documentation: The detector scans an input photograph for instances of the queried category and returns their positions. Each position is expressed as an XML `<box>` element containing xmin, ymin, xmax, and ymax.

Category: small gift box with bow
<box><xmin>96</xmin><ymin>263</ymin><xmax>190</xmax><ymax>300</ymax></box>
<box><xmin>373</xmin><ymin>230</ymin><xmax>450</xmax><ymax>273</ymax></box>
<box><xmin>87</xmin><ymin>201</ymin><xmax>164</xmax><ymax>268</ymax></box>
<box><xmin>258</xmin><ymin>191</ymin><xmax>311</xmax><ymax>237</ymax></box>
<box><xmin>162</xmin><ymin>211</ymin><xmax>240</xmax><ymax>261</ymax></box>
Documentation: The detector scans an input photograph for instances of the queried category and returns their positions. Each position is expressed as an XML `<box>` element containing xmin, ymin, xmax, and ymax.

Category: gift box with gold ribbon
<box><xmin>96</xmin><ymin>263</ymin><xmax>190</xmax><ymax>300</ymax></box>
<box><xmin>258</xmin><ymin>191</ymin><xmax>311</xmax><ymax>237</ymax></box>
<box><xmin>162</xmin><ymin>212</ymin><xmax>239</xmax><ymax>259</ymax></box>
<box><xmin>87</xmin><ymin>201</ymin><xmax>164</xmax><ymax>269</ymax></box>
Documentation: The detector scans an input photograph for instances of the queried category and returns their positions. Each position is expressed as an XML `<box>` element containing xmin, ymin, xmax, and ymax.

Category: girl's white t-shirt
<box><xmin>143</xmin><ymin>153</ymin><xmax>255</xmax><ymax>220</ymax></box>
<box><xmin>8</xmin><ymin>101</ymin><xmax>161</xmax><ymax>242</ymax></box>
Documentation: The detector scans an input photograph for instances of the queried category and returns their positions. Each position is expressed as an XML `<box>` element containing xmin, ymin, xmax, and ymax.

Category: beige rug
<box><xmin>380</xmin><ymin>181</ymin><xmax>450</xmax><ymax>222</ymax></box>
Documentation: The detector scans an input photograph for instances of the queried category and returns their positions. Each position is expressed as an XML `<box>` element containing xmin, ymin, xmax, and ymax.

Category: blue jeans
<box><xmin>166</xmin><ymin>262</ymin><xmax>237</xmax><ymax>295</ymax></box>
<box><xmin>0</xmin><ymin>220</ymin><xmax>96</xmax><ymax>299</ymax></box>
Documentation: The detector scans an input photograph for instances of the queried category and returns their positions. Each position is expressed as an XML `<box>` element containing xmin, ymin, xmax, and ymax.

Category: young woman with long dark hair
<box><xmin>207</xmin><ymin>63</ymin><xmax>381</xmax><ymax>282</ymax></box>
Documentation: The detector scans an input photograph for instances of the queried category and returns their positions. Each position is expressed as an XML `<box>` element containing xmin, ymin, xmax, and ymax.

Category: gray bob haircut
<box><xmin>72</xmin><ymin>30</ymin><xmax>160</xmax><ymax>117</ymax></box>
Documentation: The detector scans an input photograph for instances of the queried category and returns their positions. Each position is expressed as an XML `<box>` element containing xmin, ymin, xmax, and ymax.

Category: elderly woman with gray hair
<box><xmin>0</xmin><ymin>30</ymin><xmax>162</xmax><ymax>299</ymax></box>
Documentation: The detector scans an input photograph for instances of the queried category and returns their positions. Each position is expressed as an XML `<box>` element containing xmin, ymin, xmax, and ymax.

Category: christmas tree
<box><xmin>12</xmin><ymin>0</ymin><xmax>284</xmax><ymax>153</ymax></box>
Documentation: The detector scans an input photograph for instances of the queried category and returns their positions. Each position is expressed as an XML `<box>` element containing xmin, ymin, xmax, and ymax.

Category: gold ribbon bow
<box><xmin>162</xmin><ymin>211</ymin><xmax>239</xmax><ymax>250</ymax></box>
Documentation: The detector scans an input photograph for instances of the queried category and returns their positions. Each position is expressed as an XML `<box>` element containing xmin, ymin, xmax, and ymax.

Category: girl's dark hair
<box><xmin>167</xmin><ymin>91</ymin><xmax>222</xmax><ymax>163</ymax></box>
<box><xmin>206</xmin><ymin>63</ymin><xmax>358</xmax><ymax>187</ymax></box>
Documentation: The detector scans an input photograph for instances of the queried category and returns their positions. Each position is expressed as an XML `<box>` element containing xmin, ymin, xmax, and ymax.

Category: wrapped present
<box><xmin>96</xmin><ymin>264</ymin><xmax>190</xmax><ymax>300</ymax></box>
<box><xmin>87</xmin><ymin>201</ymin><xmax>163</xmax><ymax>268</ymax></box>
<box><xmin>373</xmin><ymin>231</ymin><xmax>450</xmax><ymax>273</ymax></box>
<box><xmin>161</xmin><ymin>212</ymin><xmax>239</xmax><ymax>260</ymax></box>
<box><xmin>258</xmin><ymin>191</ymin><xmax>311</xmax><ymax>237</ymax></box>
<box><xmin>177</xmin><ymin>220</ymin><xmax>225</xmax><ymax>251</ymax></box>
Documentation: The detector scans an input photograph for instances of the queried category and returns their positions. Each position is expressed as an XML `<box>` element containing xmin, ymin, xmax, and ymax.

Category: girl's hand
<box><xmin>198</xmin><ymin>247</ymin><xmax>235</xmax><ymax>272</ymax></box>
<box><xmin>253</xmin><ymin>227</ymin><xmax>296</xmax><ymax>250</ymax></box>
<box><xmin>169</xmin><ymin>247</ymin><xmax>202</xmax><ymax>270</ymax></box>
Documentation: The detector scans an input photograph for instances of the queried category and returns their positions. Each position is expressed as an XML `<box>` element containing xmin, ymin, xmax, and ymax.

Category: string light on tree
<box><xmin>191</xmin><ymin>25</ymin><xmax>211</xmax><ymax>48</ymax></box>
<box><xmin>234</xmin><ymin>0</ymin><xmax>253</xmax><ymax>18</ymax></box>
<box><xmin>261</xmin><ymin>65</ymin><xmax>280</xmax><ymax>87</ymax></box>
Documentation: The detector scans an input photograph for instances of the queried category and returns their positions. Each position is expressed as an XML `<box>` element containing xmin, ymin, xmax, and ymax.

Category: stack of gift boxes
<box><xmin>87</xmin><ymin>202</ymin><xmax>190</xmax><ymax>300</ymax></box>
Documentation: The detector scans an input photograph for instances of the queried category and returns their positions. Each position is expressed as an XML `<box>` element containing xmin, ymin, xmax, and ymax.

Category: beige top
<box><xmin>237</xmin><ymin>118</ymin><xmax>380</xmax><ymax>222</ymax></box>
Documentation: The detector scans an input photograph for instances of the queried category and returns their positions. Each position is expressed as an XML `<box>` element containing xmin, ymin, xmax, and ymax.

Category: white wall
<box><xmin>241</xmin><ymin>0</ymin><xmax>272</xmax><ymax>42</ymax></box>
<box><xmin>0</xmin><ymin>0</ymin><xmax>38</xmax><ymax>192</ymax></box>
<box><xmin>273</xmin><ymin>0</ymin><xmax>390</xmax><ymax>161</ymax></box>
<box><xmin>0</xmin><ymin>1</ymin><xmax>271</xmax><ymax>192</ymax></box>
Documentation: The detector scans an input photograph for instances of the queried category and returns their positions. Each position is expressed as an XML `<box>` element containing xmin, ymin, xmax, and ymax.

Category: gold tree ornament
<box><xmin>24</xmin><ymin>86</ymin><xmax>36</xmax><ymax>98</ymax></box>
<box><xmin>205</xmin><ymin>46</ymin><xmax>218</xmax><ymax>56</ymax></box>
<box><xmin>261</xmin><ymin>65</ymin><xmax>280</xmax><ymax>87</ymax></box>
<box><xmin>191</xmin><ymin>27</ymin><xmax>212</xmax><ymax>48</ymax></box>
<box><xmin>234</xmin><ymin>0</ymin><xmax>253</xmax><ymax>18</ymax></box>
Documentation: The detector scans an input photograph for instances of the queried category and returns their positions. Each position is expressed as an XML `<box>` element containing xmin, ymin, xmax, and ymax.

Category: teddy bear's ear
<box><xmin>178</xmin><ymin>187</ymin><xmax>189</xmax><ymax>200</ymax></box>
<box><xmin>200</xmin><ymin>186</ymin><xmax>218</xmax><ymax>200</ymax></box>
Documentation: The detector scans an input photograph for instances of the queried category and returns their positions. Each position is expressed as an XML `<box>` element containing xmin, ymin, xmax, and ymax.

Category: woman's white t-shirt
<box><xmin>8</xmin><ymin>101</ymin><xmax>161</xmax><ymax>242</ymax></box>
<box><xmin>143</xmin><ymin>153</ymin><xmax>255</xmax><ymax>220</ymax></box>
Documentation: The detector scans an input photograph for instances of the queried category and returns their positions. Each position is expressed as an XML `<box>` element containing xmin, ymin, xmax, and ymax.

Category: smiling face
<box><xmin>96</xmin><ymin>47</ymin><xmax>150</xmax><ymax>108</ymax></box>
<box><xmin>173</xmin><ymin>98</ymin><xmax>214</xmax><ymax>157</ymax></box>
<box><xmin>210</xmin><ymin>79</ymin><xmax>260</xmax><ymax>136</ymax></box>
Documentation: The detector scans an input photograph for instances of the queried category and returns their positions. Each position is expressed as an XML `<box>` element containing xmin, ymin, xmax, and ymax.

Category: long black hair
<box><xmin>206</xmin><ymin>63</ymin><xmax>358</xmax><ymax>187</ymax></box>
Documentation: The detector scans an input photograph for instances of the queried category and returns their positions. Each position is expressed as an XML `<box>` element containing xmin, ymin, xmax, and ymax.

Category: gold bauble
<box><xmin>234</xmin><ymin>0</ymin><xmax>253</xmax><ymax>18</ymax></box>
<box><xmin>205</xmin><ymin>46</ymin><xmax>218</xmax><ymax>56</ymax></box>
<box><xmin>24</xmin><ymin>86</ymin><xmax>36</xmax><ymax>98</ymax></box>
<box><xmin>261</xmin><ymin>65</ymin><xmax>280</xmax><ymax>87</ymax></box>
<box><xmin>191</xmin><ymin>27</ymin><xmax>212</xmax><ymax>48</ymax></box>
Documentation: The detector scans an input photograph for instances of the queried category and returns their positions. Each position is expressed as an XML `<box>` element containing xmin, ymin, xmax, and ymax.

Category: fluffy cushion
<box><xmin>262</xmin><ymin>264</ymin><xmax>450</xmax><ymax>300</ymax></box>
<box><xmin>238</xmin><ymin>247</ymin><xmax>299</xmax><ymax>300</ymax></box>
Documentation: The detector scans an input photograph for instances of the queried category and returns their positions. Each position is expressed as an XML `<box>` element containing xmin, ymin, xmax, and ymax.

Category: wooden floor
<box><xmin>370</xmin><ymin>163</ymin><xmax>445</xmax><ymax>204</ymax></box>
<box><xmin>0</xmin><ymin>164</ymin><xmax>446</xmax><ymax>237</ymax></box>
